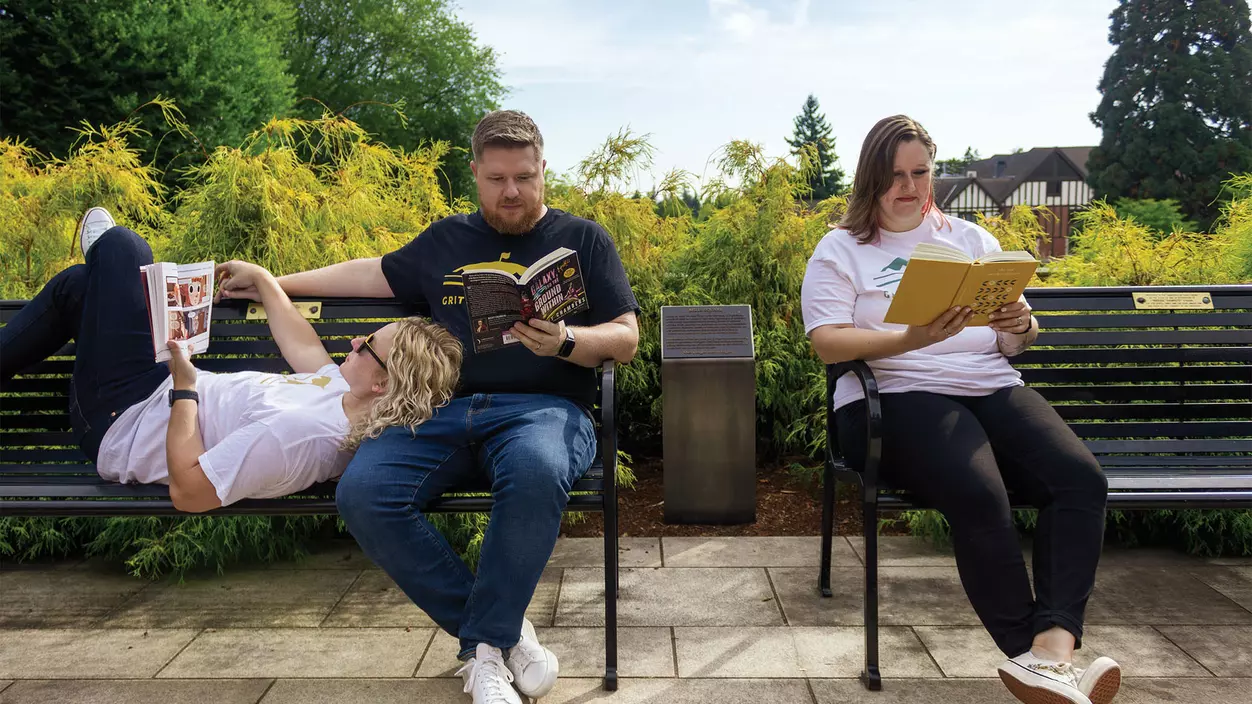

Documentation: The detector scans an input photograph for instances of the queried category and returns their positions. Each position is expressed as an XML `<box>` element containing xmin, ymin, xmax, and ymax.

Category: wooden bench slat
<box><xmin>1052</xmin><ymin>403</ymin><xmax>1252</xmax><ymax>421</ymax></box>
<box><xmin>1084</xmin><ymin>439</ymin><xmax>1251</xmax><ymax>454</ymax></box>
<box><xmin>1035</xmin><ymin>313</ymin><xmax>1252</xmax><ymax>328</ymax></box>
<box><xmin>1020</xmin><ymin>366</ymin><xmax>1252</xmax><ymax>384</ymax></box>
<box><xmin>1036</xmin><ymin>384</ymin><xmax>1251</xmax><ymax>402</ymax></box>
<box><xmin>1067</xmin><ymin>421</ymin><xmax>1252</xmax><ymax>438</ymax></box>
<box><xmin>1037</xmin><ymin>330</ymin><xmax>1252</xmax><ymax>346</ymax></box>
<box><xmin>1015</xmin><ymin>347</ymin><xmax>1252</xmax><ymax>364</ymax></box>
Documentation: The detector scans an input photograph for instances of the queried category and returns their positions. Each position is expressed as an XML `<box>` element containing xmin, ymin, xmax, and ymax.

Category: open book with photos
<box><xmin>139</xmin><ymin>261</ymin><xmax>215</xmax><ymax>362</ymax></box>
<box><xmin>462</xmin><ymin>247</ymin><xmax>589</xmax><ymax>353</ymax></box>
<box><xmin>884</xmin><ymin>243</ymin><xmax>1038</xmax><ymax>327</ymax></box>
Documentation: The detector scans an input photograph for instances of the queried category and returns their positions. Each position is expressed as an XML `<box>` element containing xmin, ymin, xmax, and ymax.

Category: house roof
<box><xmin>937</xmin><ymin>146</ymin><xmax>1095</xmax><ymax>206</ymax></box>
<box><xmin>934</xmin><ymin>177</ymin><xmax>970</xmax><ymax>205</ymax></box>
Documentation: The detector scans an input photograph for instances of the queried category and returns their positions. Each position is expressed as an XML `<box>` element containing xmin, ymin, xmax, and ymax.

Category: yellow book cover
<box><xmin>883</xmin><ymin>243</ymin><xmax>1038</xmax><ymax>326</ymax></box>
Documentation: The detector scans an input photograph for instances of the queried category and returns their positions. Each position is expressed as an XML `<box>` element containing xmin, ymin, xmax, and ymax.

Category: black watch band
<box><xmin>556</xmin><ymin>327</ymin><xmax>576</xmax><ymax>359</ymax></box>
<box><xmin>169</xmin><ymin>389</ymin><xmax>199</xmax><ymax>407</ymax></box>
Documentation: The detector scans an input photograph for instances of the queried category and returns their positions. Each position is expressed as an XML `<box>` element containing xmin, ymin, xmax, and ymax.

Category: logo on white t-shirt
<box><xmin>873</xmin><ymin>257</ymin><xmax>909</xmax><ymax>294</ymax></box>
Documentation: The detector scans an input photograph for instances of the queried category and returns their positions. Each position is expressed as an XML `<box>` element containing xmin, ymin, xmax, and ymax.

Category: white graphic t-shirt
<box><xmin>801</xmin><ymin>213</ymin><xmax>1024</xmax><ymax>411</ymax></box>
<box><xmin>96</xmin><ymin>364</ymin><xmax>353</xmax><ymax>506</ymax></box>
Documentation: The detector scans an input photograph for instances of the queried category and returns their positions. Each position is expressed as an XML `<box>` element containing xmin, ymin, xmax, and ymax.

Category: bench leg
<box><xmin>820</xmin><ymin>465</ymin><xmax>836</xmax><ymax>598</ymax></box>
<box><xmin>603</xmin><ymin>506</ymin><xmax>619</xmax><ymax>691</ymax></box>
<box><xmin>861</xmin><ymin>491</ymin><xmax>882</xmax><ymax>691</ymax></box>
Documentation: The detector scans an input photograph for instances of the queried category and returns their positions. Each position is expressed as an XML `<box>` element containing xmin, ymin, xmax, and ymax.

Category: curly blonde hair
<box><xmin>342</xmin><ymin>317</ymin><xmax>462</xmax><ymax>451</ymax></box>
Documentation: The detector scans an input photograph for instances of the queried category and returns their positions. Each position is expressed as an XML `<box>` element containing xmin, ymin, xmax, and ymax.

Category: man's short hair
<box><xmin>472</xmin><ymin>110</ymin><xmax>544</xmax><ymax>161</ymax></box>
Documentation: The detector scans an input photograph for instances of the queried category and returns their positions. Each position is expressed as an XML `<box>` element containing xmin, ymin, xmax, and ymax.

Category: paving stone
<box><xmin>415</xmin><ymin>627</ymin><xmax>674</xmax><ymax>678</ymax></box>
<box><xmin>0</xmin><ymin>562</ymin><xmax>149</xmax><ymax>627</ymax></box>
<box><xmin>320</xmin><ymin>569</ymin><xmax>559</xmax><ymax>627</ymax></box>
<box><xmin>914</xmin><ymin>625</ymin><xmax>1209</xmax><ymax>678</ymax></box>
<box><xmin>157</xmin><ymin>628</ymin><xmax>432</xmax><ymax>679</ymax></box>
<box><xmin>540</xmin><ymin>678</ymin><xmax>817</xmax><ymax>703</ymax></box>
<box><xmin>0</xmin><ymin>682</ymin><xmax>10</xmax><ymax>695</ymax></box>
<box><xmin>674</xmin><ymin>626</ymin><xmax>941</xmax><ymax>678</ymax></box>
<box><xmin>878</xmin><ymin>566</ymin><xmax>981</xmax><ymax>626</ymax></box>
<box><xmin>1119</xmin><ymin>678</ymin><xmax>1252</xmax><ymax>704</ymax></box>
<box><xmin>0</xmin><ymin>629</ymin><xmax>198</xmax><ymax>679</ymax></box>
<box><xmin>556</xmin><ymin>568</ymin><xmax>783</xmax><ymax>627</ymax></box>
<box><xmin>768</xmin><ymin>567</ymin><xmax>863</xmax><ymax>626</ymax></box>
<box><xmin>265</xmin><ymin>539</ymin><xmax>376</xmax><ymax>570</ymax></box>
<box><xmin>1096</xmin><ymin>546</ymin><xmax>1207</xmax><ymax>567</ymax></box>
<box><xmin>547</xmin><ymin>537</ymin><xmax>662</xmax><ymax>568</ymax></box>
<box><xmin>1191</xmin><ymin>566</ymin><xmax>1252</xmax><ymax>613</ymax></box>
<box><xmin>1157</xmin><ymin>626</ymin><xmax>1252</xmax><ymax>678</ymax></box>
<box><xmin>0</xmin><ymin>679</ymin><xmax>272</xmax><ymax>704</ymax></box>
<box><xmin>847</xmin><ymin>536</ymin><xmax>956</xmax><ymax>567</ymax></box>
<box><xmin>1087</xmin><ymin>566</ymin><xmax>1252</xmax><ymax>625</ymax></box>
<box><xmin>258</xmin><ymin>679</ymin><xmax>465</xmax><ymax>703</ymax></box>
<box><xmin>662</xmin><ymin>536</ymin><xmax>856</xmax><ymax>567</ymax></box>
<box><xmin>102</xmin><ymin>569</ymin><xmax>359</xmax><ymax>628</ymax></box>
<box><xmin>812</xmin><ymin>678</ymin><xmax>1008</xmax><ymax>703</ymax></box>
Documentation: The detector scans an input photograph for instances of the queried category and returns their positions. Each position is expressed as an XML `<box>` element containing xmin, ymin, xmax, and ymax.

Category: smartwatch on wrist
<box><xmin>169</xmin><ymin>389</ymin><xmax>199</xmax><ymax>407</ymax></box>
<box><xmin>556</xmin><ymin>327</ymin><xmax>576</xmax><ymax>359</ymax></box>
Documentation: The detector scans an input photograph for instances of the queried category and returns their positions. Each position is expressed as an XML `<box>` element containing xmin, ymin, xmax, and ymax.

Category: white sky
<box><xmin>456</xmin><ymin>0</ymin><xmax>1119</xmax><ymax>191</ymax></box>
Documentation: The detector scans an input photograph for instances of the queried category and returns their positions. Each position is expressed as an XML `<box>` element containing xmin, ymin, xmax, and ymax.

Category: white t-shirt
<box><xmin>96</xmin><ymin>364</ymin><xmax>354</xmax><ymax>506</ymax></box>
<box><xmin>801</xmin><ymin>213</ymin><xmax>1023</xmax><ymax>411</ymax></box>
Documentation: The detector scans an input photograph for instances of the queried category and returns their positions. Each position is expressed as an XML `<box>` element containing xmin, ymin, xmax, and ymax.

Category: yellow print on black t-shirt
<box><xmin>440</xmin><ymin>252</ymin><xmax>527</xmax><ymax>306</ymax></box>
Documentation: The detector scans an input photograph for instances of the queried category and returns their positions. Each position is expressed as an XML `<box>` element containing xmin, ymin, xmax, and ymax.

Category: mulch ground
<box><xmin>559</xmin><ymin>457</ymin><xmax>894</xmax><ymax>538</ymax></box>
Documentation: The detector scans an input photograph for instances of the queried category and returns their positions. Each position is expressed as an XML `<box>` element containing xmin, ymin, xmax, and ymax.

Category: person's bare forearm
<box><xmin>997</xmin><ymin>317</ymin><xmax>1039</xmax><ymax>357</ymax></box>
<box><xmin>810</xmin><ymin>327</ymin><xmax>920</xmax><ymax>364</ymax></box>
<box><xmin>565</xmin><ymin>321</ymin><xmax>638</xmax><ymax>367</ymax></box>
<box><xmin>276</xmin><ymin>258</ymin><xmax>393</xmax><ymax>298</ymax></box>
<box><xmin>254</xmin><ymin>274</ymin><xmax>331</xmax><ymax>370</ymax></box>
<box><xmin>166</xmin><ymin>399</ymin><xmax>206</xmax><ymax>479</ymax></box>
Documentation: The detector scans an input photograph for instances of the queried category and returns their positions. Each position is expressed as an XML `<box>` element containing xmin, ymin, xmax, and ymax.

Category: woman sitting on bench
<box><xmin>0</xmin><ymin>208</ymin><xmax>462</xmax><ymax>512</ymax></box>
<box><xmin>801</xmin><ymin>117</ymin><xmax>1121</xmax><ymax>704</ymax></box>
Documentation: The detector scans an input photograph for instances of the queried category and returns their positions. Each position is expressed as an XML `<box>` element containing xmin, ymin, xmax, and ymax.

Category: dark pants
<box><xmin>1</xmin><ymin>227</ymin><xmax>168</xmax><ymax>461</ymax></box>
<box><xmin>836</xmin><ymin>386</ymin><xmax>1108</xmax><ymax>657</ymax></box>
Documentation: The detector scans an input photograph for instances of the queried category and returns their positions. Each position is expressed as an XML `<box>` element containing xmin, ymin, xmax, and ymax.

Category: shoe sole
<box><xmin>515</xmin><ymin>651</ymin><xmax>558</xmax><ymax>699</ymax></box>
<box><xmin>1087</xmin><ymin>666</ymin><xmax>1121</xmax><ymax>704</ymax></box>
<box><xmin>999</xmin><ymin>671</ymin><xmax>1089</xmax><ymax>704</ymax></box>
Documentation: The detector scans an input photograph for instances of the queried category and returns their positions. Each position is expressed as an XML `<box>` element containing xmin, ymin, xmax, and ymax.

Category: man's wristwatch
<box><xmin>169</xmin><ymin>389</ymin><xmax>199</xmax><ymax>407</ymax></box>
<box><xmin>556</xmin><ymin>327</ymin><xmax>576</xmax><ymax>359</ymax></box>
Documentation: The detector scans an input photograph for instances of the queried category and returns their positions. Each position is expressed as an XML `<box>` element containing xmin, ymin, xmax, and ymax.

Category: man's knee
<box><xmin>90</xmin><ymin>226</ymin><xmax>151</xmax><ymax>261</ymax></box>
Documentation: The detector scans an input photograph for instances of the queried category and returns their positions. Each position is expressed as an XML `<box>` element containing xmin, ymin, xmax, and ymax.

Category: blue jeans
<box><xmin>335</xmin><ymin>393</ymin><xmax>597</xmax><ymax>658</ymax></box>
<box><xmin>0</xmin><ymin>227</ymin><xmax>168</xmax><ymax>461</ymax></box>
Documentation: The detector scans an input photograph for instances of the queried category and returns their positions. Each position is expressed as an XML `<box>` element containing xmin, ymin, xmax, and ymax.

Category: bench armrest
<box><xmin>826</xmin><ymin>361</ymin><xmax>883</xmax><ymax>490</ymax></box>
<box><xmin>600</xmin><ymin>360</ymin><xmax>617</xmax><ymax>493</ymax></box>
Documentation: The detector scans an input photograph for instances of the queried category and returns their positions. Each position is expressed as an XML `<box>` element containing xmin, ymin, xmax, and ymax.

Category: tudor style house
<box><xmin>935</xmin><ymin>147</ymin><xmax>1094</xmax><ymax>258</ymax></box>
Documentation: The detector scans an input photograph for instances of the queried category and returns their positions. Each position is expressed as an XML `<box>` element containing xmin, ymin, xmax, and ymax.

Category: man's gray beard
<box><xmin>482</xmin><ymin>201</ymin><xmax>544</xmax><ymax>235</ymax></box>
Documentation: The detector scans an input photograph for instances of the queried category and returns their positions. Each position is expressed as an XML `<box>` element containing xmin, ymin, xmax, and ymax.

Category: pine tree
<box><xmin>785</xmin><ymin>95</ymin><xmax>846</xmax><ymax>200</ymax></box>
<box><xmin>1088</xmin><ymin>0</ymin><xmax>1252</xmax><ymax>228</ymax></box>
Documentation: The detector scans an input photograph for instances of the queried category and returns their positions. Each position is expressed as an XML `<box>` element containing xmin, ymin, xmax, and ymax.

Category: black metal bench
<box><xmin>0</xmin><ymin>296</ymin><xmax>623</xmax><ymax>691</ymax></box>
<box><xmin>817</xmin><ymin>284</ymin><xmax>1252</xmax><ymax>691</ymax></box>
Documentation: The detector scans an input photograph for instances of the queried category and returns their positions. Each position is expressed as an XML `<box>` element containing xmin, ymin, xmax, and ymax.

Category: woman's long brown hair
<box><xmin>840</xmin><ymin>115</ymin><xmax>942</xmax><ymax>244</ymax></box>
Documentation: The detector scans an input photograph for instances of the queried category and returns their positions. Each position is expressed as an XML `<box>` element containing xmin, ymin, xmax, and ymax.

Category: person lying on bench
<box><xmin>0</xmin><ymin>208</ymin><xmax>462</xmax><ymax>512</ymax></box>
<box><xmin>801</xmin><ymin>116</ymin><xmax>1121</xmax><ymax>704</ymax></box>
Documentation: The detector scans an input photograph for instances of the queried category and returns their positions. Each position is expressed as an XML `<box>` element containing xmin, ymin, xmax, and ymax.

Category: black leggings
<box><xmin>836</xmin><ymin>386</ymin><xmax>1108</xmax><ymax>657</ymax></box>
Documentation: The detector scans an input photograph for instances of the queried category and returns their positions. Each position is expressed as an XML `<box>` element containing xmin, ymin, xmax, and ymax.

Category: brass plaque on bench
<box><xmin>245</xmin><ymin>301</ymin><xmax>323</xmax><ymax>320</ymax></box>
<box><xmin>1131</xmin><ymin>292</ymin><xmax>1213</xmax><ymax>310</ymax></box>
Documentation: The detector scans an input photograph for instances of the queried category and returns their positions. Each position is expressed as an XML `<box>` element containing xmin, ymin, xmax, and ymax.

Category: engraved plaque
<box><xmin>661</xmin><ymin>305</ymin><xmax>754</xmax><ymax>359</ymax></box>
<box><xmin>246</xmin><ymin>301</ymin><xmax>323</xmax><ymax>320</ymax></box>
<box><xmin>1131</xmin><ymin>292</ymin><xmax>1213</xmax><ymax>310</ymax></box>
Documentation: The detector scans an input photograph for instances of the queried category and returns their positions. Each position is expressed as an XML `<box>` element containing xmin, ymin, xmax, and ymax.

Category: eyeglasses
<box><xmin>360</xmin><ymin>333</ymin><xmax>387</xmax><ymax>371</ymax></box>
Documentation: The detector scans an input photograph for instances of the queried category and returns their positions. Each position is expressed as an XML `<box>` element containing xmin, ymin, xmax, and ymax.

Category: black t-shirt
<box><xmin>381</xmin><ymin>208</ymin><xmax>639</xmax><ymax>408</ymax></box>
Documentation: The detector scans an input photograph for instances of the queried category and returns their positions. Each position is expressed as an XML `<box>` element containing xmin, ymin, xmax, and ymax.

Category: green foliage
<box><xmin>1088</xmin><ymin>0</ymin><xmax>1252</xmax><ymax>227</ymax></box>
<box><xmin>1113</xmin><ymin>198</ymin><xmax>1198</xmax><ymax>235</ymax></box>
<box><xmin>284</xmin><ymin>0</ymin><xmax>506</xmax><ymax>199</ymax></box>
<box><xmin>936</xmin><ymin>147</ymin><xmax>982</xmax><ymax>177</ymax></box>
<box><xmin>785</xmin><ymin>95</ymin><xmax>846</xmax><ymax>201</ymax></box>
<box><xmin>0</xmin><ymin>0</ymin><xmax>296</xmax><ymax>177</ymax></box>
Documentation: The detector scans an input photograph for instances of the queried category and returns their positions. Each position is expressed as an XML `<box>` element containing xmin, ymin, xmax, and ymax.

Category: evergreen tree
<box><xmin>1088</xmin><ymin>0</ymin><xmax>1252</xmax><ymax>227</ymax></box>
<box><xmin>937</xmin><ymin>147</ymin><xmax>982</xmax><ymax>176</ymax></box>
<box><xmin>785</xmin><ymin>95</ymin><xmax>845</xmax><ymax>200</ymax></box>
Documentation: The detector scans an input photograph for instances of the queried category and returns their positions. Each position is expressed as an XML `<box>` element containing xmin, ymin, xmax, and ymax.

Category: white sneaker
<box><xmin>77</xmin><ymin>207</ymin><xmax>116</xmax><ymax>257</ymax></box>
<box><xmin>506</xmin><ymin>618</ymin><xmax>559</xmax><ymax>698</ymax></box>
<box><xmin>998</xmin><ymin>652</ymin><xmax>1092</xmax><ymax>704</ymax></box>
<box><xmin>1077</xmin><ymin>656</ymin><xmax>1122</xmax><ymax>704</ymax></box>
<box><xmin>457</xmin><ymin>643</ymin><xmax>522</xmax><ymax>704</ymax></box>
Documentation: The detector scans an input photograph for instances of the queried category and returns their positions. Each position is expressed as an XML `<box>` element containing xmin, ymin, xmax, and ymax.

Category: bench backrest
<box><xmin>1021</xmin><ymin>285</ymin><xmax>1251</xmax><ymax>467</ymax></box>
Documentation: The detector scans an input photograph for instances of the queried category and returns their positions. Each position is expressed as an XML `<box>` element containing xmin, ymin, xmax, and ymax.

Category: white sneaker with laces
<box><xmin>506</xmin><ymin>617</ymin><xmax>559</xmax><ymax>698</ymax></box>
<box><xmin>457</xmin><ymin>643</ymin><xmax>522</xmax><ymax>704</ymax></box>
<box><xmin>77</xmin><ymin>207</ymin><xmax>116</xmax><ymax>257</ymax></box>
<box><xmin>1076</xmin><ymin>656</ymin><xmax>1122</xmax><ymax>704</ymax></box>
<box><xmin>998</xmin><ymin>651</ymin><xmax>1093</xmax><ymax>704</ymax></box>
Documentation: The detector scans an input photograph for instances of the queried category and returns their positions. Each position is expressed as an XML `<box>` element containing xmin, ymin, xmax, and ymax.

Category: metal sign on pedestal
<box><xmin>660</xmin><ymin>304</ymin><xmax>756</xmax><ymax>524</ymax></box>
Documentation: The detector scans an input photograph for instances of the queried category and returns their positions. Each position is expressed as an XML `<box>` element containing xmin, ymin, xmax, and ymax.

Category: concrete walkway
<box><xmin>1</xmin><ymin>536</ymin><xmax>1250</xmax><ymax>703</ymax></box>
